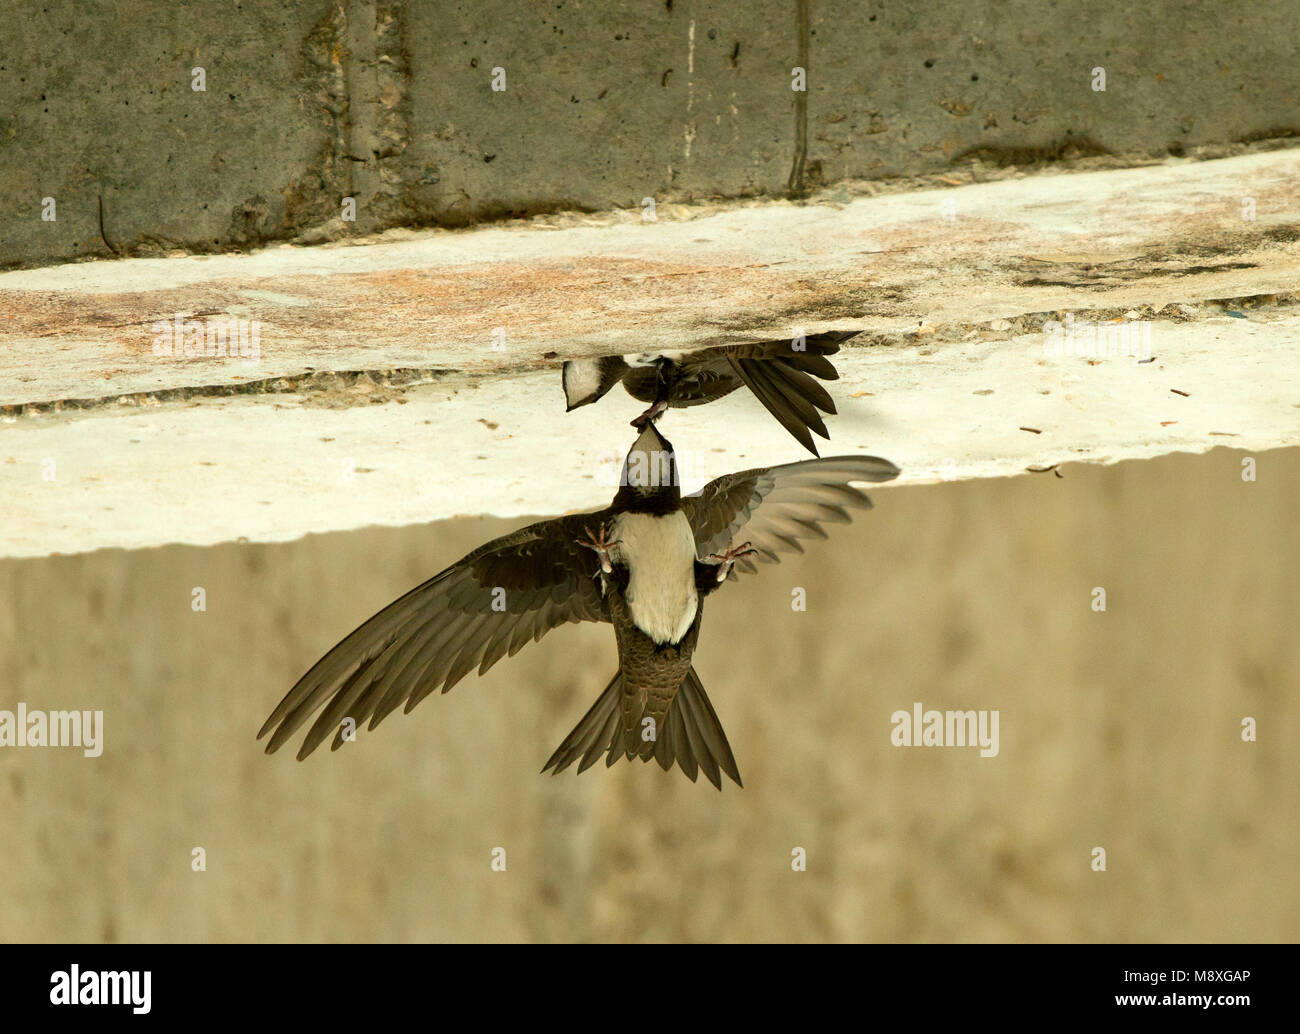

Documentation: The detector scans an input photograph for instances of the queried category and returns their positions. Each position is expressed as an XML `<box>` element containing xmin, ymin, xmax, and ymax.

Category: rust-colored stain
<box><xmin>0</xmin><ymin>255</ymin><xmax>887</xmax><ymax>353</ymax></box>
<box><xmin>1</xmin><ymin>180</ymin><xmax>1295</xmax><ymax>370</ymax></box>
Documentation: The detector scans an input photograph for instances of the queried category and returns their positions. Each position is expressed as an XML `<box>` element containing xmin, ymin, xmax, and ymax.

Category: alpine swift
<box><xmin>258</xmin><ymin>421</ymin><xmax>898</xmax><ymax>788</ymax></box>
<box><xmin>561</xmin><ymin>330</ymin><xmax>853</xmax><ymax>455</ymax></box>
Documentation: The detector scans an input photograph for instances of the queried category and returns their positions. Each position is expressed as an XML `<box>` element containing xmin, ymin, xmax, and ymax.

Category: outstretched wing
<box><xmin>260</xmin><ymin>511</ymin><xmax>611</xmax><ymax>759</ymax></box>
<box><xmin>720</xmin><ymin>330</ymin><xmax>853</xmax><ymax>454</ymax></box>
<box><xmin>683</xmin><ymin>455</ymin><xmax>899</xmax><ymax>576</ymax></box>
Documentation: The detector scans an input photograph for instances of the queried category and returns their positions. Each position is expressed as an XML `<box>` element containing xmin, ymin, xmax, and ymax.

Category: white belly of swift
<box><xmin>612</xmin><ymin>510</ymin><xmax>699</xmax><ymax>645</ymax></box>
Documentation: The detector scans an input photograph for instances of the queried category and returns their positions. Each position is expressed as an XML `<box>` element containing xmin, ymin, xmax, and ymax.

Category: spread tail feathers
<box><xmin>542</xmin><ymin>667</ymin><xmax>743</xmax><ymax>789</ymax></box>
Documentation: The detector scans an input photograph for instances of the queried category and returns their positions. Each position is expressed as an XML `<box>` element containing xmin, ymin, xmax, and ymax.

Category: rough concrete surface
<box><xmin>809</xmin><ymin>1</ymin><xmax>1300</xmax><ymax>183</ymax></box>
<box><xmin>4</xmin><ymin>1</ymin><xmax>1299</xmax><ymax>268</ymax></box>
<box><xmin>4</xmin><ymin>148</ymin><xmax>1298</xmax><ymax>407</ymax></box>
<box><xmin>2</xmin><ymin>149</ymin><xmax>1297</xmax><ymax>556</ymax></box>
<box><xmin>1</xmin><ymin>0</ymin><xmax>341</xmax><ymax>267</ymax></box>
<box><xmin>1</xmin><ymin>446</ymin><xmax>1295</xmax><ymax>942</ymax></box>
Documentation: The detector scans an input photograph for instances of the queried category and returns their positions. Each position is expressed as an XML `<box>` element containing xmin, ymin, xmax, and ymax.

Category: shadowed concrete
<box><xmin>3</xmin><ymin>1</ymin><xmax>1299</xmax><ymax>268</ymax></box>
<box><xmin>0</xmin><ymin>446</ymin><xmax>1295</xmax><ymax>942</ymax></box>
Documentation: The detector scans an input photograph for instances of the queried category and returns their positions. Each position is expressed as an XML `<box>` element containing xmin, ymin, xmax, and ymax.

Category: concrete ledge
<box><xmin>4</xmin><ymin>148</ymin><xmax>1298</xmax><ymax>406</ymax></box>
<box><xmin>2</xmin><ymin>150</ymin><xmax>1298</xmax><ymax>557</ymax></box>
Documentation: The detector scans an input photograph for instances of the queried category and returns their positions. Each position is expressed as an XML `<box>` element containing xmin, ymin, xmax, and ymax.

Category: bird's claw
<box><xmin>706</xmin><ymin>540</ymin><xmax>758</xmax><ymax>582</ymax></box>
<box><xmin>578</xmin><ymin>523</ymin><xmax>621</xmax><ymax>575</ymax></box>
<box><xmin>630</xmin><ymin>399</ymin><xmax>668</xmax><ymax>429</ymax></box>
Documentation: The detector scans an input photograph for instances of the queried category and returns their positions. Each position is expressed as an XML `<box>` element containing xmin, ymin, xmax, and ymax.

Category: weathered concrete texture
<box><xmin>3</xmin><ymin>149</ymin><xmax>1298</xmax><ymax>409</ymax></box>
<box><xmin>2</xmin><ymin>148</ymin><xmax>1298</xmax><ymax>559</ymax></box>
<box><xmin>810</xmin><ymin>2</ymin><xmax>1300</xmax><ymax>184</ymax></box>
<box><xmin>4</xmin><ymin>1</ymin><xmax>1300</xmax><ymax>268</ymax></box>
<box><xmin>1</xmin><ymin>447</ymin><xmax>1296</xmax><ymax>942</ymax></box>
<box><xmin>406</xmin><ymin>2</ymin><xmax>795</xmax><ymax>223</ymax></box>
<box><xmin>0</xmin><ymin>0</ymin><xmax>343</xmax><ymax>268</ymax></box>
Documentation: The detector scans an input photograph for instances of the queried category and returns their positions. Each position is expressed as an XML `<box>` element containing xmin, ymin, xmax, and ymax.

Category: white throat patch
<box><xmin>611</xmin><ymin>510</ymin><xmax>699</xmax><ymax>645</ymax></box>
<box><xmin>563</xmin><ymin>360</ymin><xmax>606</xmax><ymax>407</ymax></box>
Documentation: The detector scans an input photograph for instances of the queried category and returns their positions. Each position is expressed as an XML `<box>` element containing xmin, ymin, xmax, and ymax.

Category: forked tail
<box><xmin>542</xmin><ymin>667</ymin><xmax>743</xmax><ymax>789</ymax></box>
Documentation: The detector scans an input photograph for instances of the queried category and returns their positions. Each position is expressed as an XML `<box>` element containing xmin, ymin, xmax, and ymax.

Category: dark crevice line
<box><xmin>787</xmin><ymin>0</ymin><xmax>810</xmax><ymax>198</ymax></box>
<box><xmin>97</xmin><ymin>194</ymin><xmax>119</xmax><ymax>257</ymax></box>
<box><xmin>0</xmin><ymin>367</ymin><xmax>457</xmax><ymax>419</ymax></box>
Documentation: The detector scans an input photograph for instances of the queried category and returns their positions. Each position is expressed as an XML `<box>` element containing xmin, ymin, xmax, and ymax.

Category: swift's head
<box><xmin>613</xmin><ymin>419</ymin><xmax>681</xmax><ymax>513</ymax></box>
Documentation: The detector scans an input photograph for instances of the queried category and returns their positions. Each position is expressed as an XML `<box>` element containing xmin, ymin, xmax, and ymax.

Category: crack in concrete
<box><xmin>0</xmin><ymin>367</ymin><xmax>452</xmax><ymax>420</ymax></box>
<box><xmin>787</xmin><ymin>0</ymin><xmax>811</xmax><ymax>199</ymax></box>
<box><xmin>845</xmin><ymin>291</ymin><xmax>1300</xmax><ymax>352</ymax></box>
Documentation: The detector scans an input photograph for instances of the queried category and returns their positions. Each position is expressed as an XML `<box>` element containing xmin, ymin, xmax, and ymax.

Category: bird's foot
<box><xmin>705</xmin><ymin>540</ymin><xmax>758</xmax><ymax>583</ymax></box>
<box><xmin>578</xmin><ymin>522</ymin><xmax>621</xmax><ymax>575</ymax></box>
<box><xmin>630</xmin><ymin>399</ymin><xmax>668</xmax><ymax>429</ymax></box>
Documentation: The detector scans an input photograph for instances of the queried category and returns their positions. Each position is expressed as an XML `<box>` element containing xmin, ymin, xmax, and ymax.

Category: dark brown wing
<box><xmin>621</xmin><ymin>333</ymin><xmax>853</xmax><ymax>441</ymax></box>
<box><xmin>723</xmin><ymin>328</ymin><xmax>852</xmax><ymax>370</ymax></box>
<box><xmin>683</xmin><ymin>454</ymin><xmax>899</xmax><ymax>576</ymax></box>
<box><xmin>619</xmin><ymin>361</ymin><xmax>742</xmax><ymax>407</ymax></box>
<box><xmin>259</xmin><ymin>511</ymin><xmax>610</xmax><ymax>759</ymax></box>
<box><xmin>721</xmin><ymin>330</ymin><xmax>853</xmax><ymax>454</ymax></box>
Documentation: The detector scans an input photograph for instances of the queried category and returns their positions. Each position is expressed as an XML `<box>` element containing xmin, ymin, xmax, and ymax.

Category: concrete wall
<box><xmin>4</xmin><ymin>0</ymin><xmax>1299</xmax><ymax>268</ymax></box>
<box><xmin>1</xmin><ymin>446</ymin><xmax>1295</xmax><ymax>942</ymax></box>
